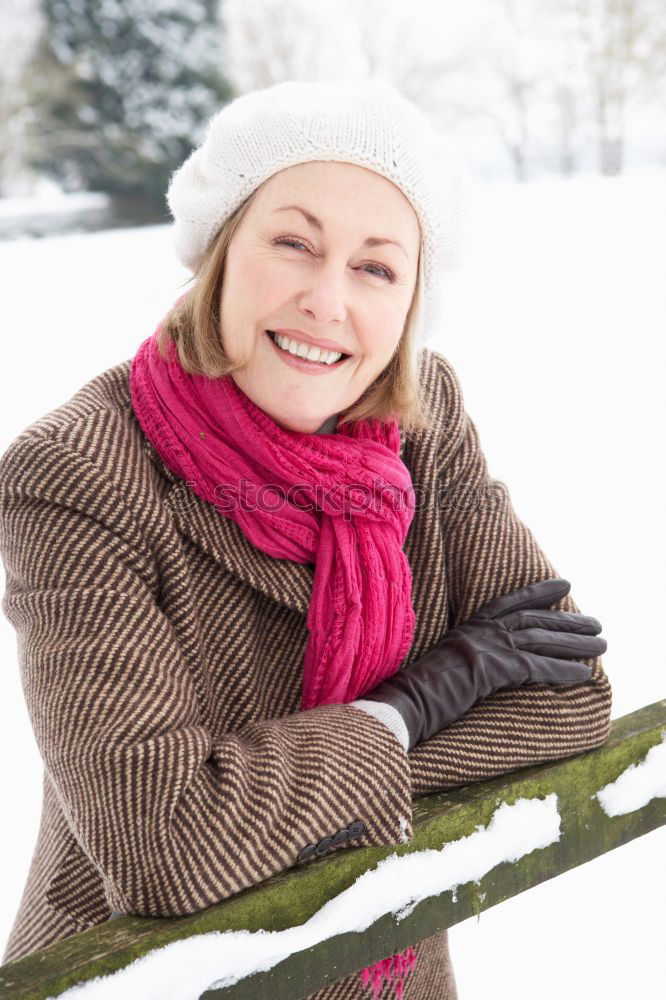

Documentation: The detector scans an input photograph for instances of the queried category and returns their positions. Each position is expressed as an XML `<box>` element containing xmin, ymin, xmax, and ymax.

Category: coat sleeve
<box><xmin>407</xmin><ymin>354</ymin><xmax>613</xmax><ymax>798</ymax></box>
<box><xmin>0</xmin><ymin>429</ymin><xmax>413</xmax><ymax>919</ymax></box>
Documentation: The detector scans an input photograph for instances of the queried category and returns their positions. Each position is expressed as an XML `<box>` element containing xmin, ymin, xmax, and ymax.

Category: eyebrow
<box><xmin>272</xmin><ymin>204</ymin><xmax>408</xmax><ymax>258</ymax></box>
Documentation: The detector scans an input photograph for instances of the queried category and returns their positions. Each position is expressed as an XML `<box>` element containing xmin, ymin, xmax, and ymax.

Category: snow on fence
<box><xmin>1</xmin><ymin>700</ymin><xmax>665</xmax><ymax>1000</ymax></box>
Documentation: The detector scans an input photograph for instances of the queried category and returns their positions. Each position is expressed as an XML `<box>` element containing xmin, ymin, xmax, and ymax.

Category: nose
<box><xmin>297</xmin><ymin>267</ymin><xmax>348</xmax><ymax>327</ymax></box>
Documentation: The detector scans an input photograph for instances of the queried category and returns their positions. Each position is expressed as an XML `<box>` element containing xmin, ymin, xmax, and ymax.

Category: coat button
<box><xmin>315</xmin><ymin>837</ymin><xmax>333</xmax><ymax>856</ymax></box>
<box><xmin>348</xmin><ymin>820</ymin><xmax>366</xmax><ymax>838</ymax></box>
<box><xmin>298</xmin><ymin>843</ymin><xmax>317</xmax><ymax>862</ymax></box>
<box><xmin>332</xmin><ymin>829</ymin><xmax>349</xmax><ymax>845</ymax></box>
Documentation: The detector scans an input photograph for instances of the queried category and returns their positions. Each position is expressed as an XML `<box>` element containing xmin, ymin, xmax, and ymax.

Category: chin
<box><xmin>272</xmin><ymin>415</ymin><xmax>321</xmax><ymax>434</ymax></box>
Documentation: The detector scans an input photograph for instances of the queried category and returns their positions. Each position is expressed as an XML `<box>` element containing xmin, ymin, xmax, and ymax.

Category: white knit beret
<box><xmin>166</xmin><ymin>77</ymin><xmax>471</xmax><ymax>340</ymax></box>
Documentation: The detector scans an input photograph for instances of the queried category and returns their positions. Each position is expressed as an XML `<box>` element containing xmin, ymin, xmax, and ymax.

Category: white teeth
<box><xmin>271</xmin><ymin>331</ymin><xmax>343</xmax><ymax>364</ymax></box>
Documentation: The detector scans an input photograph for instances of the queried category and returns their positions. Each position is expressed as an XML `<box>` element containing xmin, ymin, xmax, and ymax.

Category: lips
<box><xmin>272</xmin><ymin>329</ymin><xmax>351</xmax><ymax>356</ymax></box>
<box><xmin>266</xmin><ymin>330</ymin><xmax>351</xmax><ymax>368</ymax></box>
<box><xmin>265</xmin><ymin>330</ymin><xmax>350</xmax><ymax>371</ymax></box>
<box><xmin>266</xmin><ymin>331</ymin><xmax>350</xmax><ymax>360</ymax></box>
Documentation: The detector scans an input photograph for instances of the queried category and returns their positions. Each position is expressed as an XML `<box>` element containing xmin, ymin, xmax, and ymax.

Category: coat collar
<box><xmin>142</xmin><ymin>427</ymin><xmax>409</xmax><ymax>618</ymax></box>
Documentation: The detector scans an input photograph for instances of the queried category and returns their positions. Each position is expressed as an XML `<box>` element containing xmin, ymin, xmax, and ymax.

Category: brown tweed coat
<box><xmin>0</xmin><ymin>346</ymin><xmax>612</xmax><ymax>997</ymax></box>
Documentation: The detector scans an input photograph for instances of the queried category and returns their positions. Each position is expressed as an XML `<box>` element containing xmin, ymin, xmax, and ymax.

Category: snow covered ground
<box><xmin>0</xmin><ymin>167</ymin><xmax>664</xmax><ymax>996</ymax></box>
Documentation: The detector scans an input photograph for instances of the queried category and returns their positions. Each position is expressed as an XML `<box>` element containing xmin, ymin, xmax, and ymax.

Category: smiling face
<box><xmin>218</xmin><ymin>160</ymin><xmax>422</xmax><ymax>433</ymax></box>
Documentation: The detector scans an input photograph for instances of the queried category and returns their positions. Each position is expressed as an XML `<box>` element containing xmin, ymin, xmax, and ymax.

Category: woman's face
<box><xmin>219</xmin><ymin>160</ymin><xmax>421</xmax><ymax>433</ymax></box>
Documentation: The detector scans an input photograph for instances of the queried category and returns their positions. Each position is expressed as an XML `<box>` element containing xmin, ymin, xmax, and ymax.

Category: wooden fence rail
<box><xmin>1</xmin><ymin>700</ymin><xmax>664</xmax><ymax>1000</ymax></box>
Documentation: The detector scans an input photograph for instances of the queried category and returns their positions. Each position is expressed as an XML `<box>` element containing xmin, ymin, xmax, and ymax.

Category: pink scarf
<box><xmin>130</xmin><ymin>312</ymin><xmax>419</xmax><ymax>998</ymax></box>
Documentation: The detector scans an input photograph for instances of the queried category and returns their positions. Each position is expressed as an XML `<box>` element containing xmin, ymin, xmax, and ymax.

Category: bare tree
<box><xmin>219</xmin><ymin>0</ymin><xmax>472</xmax><ymax>125</ymax></box>
<box><xmin>490</xmin><ymin>3</ymin><xmax>534</xmax><ymax>183</ymax></box>
<box><xmin>220</xmin><ymin>0</ymin><xmax>366</xmax><ymax>92</ymax></box>
<box><xmin>343</xmin><ymin>0</ymin><xmax>471</xmax><ymax>118</ymax></box>
<box><xmin>459</xmin><ymin>0</ymin><xmax>557</xmax><ymax>182</ymax></box>
<box><xmin>563</xmin><ymin>0</ymin><xmax>665</xmax><ymax>175</ymax></box>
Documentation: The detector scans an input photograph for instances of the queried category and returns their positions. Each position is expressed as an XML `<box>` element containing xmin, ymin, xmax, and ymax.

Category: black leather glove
<box><xmin>361</xmin><ymin>578</ymin><xmax>606</xmax><ymax>752</ymax></box>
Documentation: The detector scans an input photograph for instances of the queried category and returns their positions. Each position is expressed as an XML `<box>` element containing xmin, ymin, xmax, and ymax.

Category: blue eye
<box><xmin>273</xmin><ymin>237</ymin><xmax>396</xmax><ymax>283</ymax></box>
<box><xmin>275</xmin><ymin>237</ymin><xmax>309</xmax><ymax>252</ymax></box>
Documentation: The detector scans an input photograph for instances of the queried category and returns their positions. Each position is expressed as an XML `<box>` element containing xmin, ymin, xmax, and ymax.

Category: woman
<box><xmin>0</xmin><ymin>79</ymin><xmax>611</xmax><ymax>998</ymax></box>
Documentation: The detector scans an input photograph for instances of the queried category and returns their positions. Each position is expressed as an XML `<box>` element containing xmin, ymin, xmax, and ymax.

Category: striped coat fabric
<box><xmin>0</xmin><ymin>347</ymin><xmax>612</xmax><ymax>996</ymax></box>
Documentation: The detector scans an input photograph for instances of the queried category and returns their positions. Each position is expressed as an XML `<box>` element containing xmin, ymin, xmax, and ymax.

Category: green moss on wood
<box><xmin>1</xmin><ymin>701</ymin><xmax>665</xmax><ymax>1000</ymax></box>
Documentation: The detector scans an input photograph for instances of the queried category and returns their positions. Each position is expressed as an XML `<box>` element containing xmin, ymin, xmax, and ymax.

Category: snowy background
<box><xmin>1</xmin><ymin>0</ymin><xmax>665</xmax><ymax>996</ymax></box>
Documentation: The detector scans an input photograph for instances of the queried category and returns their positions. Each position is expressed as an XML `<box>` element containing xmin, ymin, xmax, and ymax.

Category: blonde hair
<box><xmin>157</xmin><ymin>187</ymin><xmax>432</xmax><ymax>435</ymax></box>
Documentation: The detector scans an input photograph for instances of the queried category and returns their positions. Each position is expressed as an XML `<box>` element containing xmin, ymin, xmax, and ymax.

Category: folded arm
<box><xmin>408</xmin><ymin>356</ymin><xmax>613</xmax><ymax>797</ymax></box>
